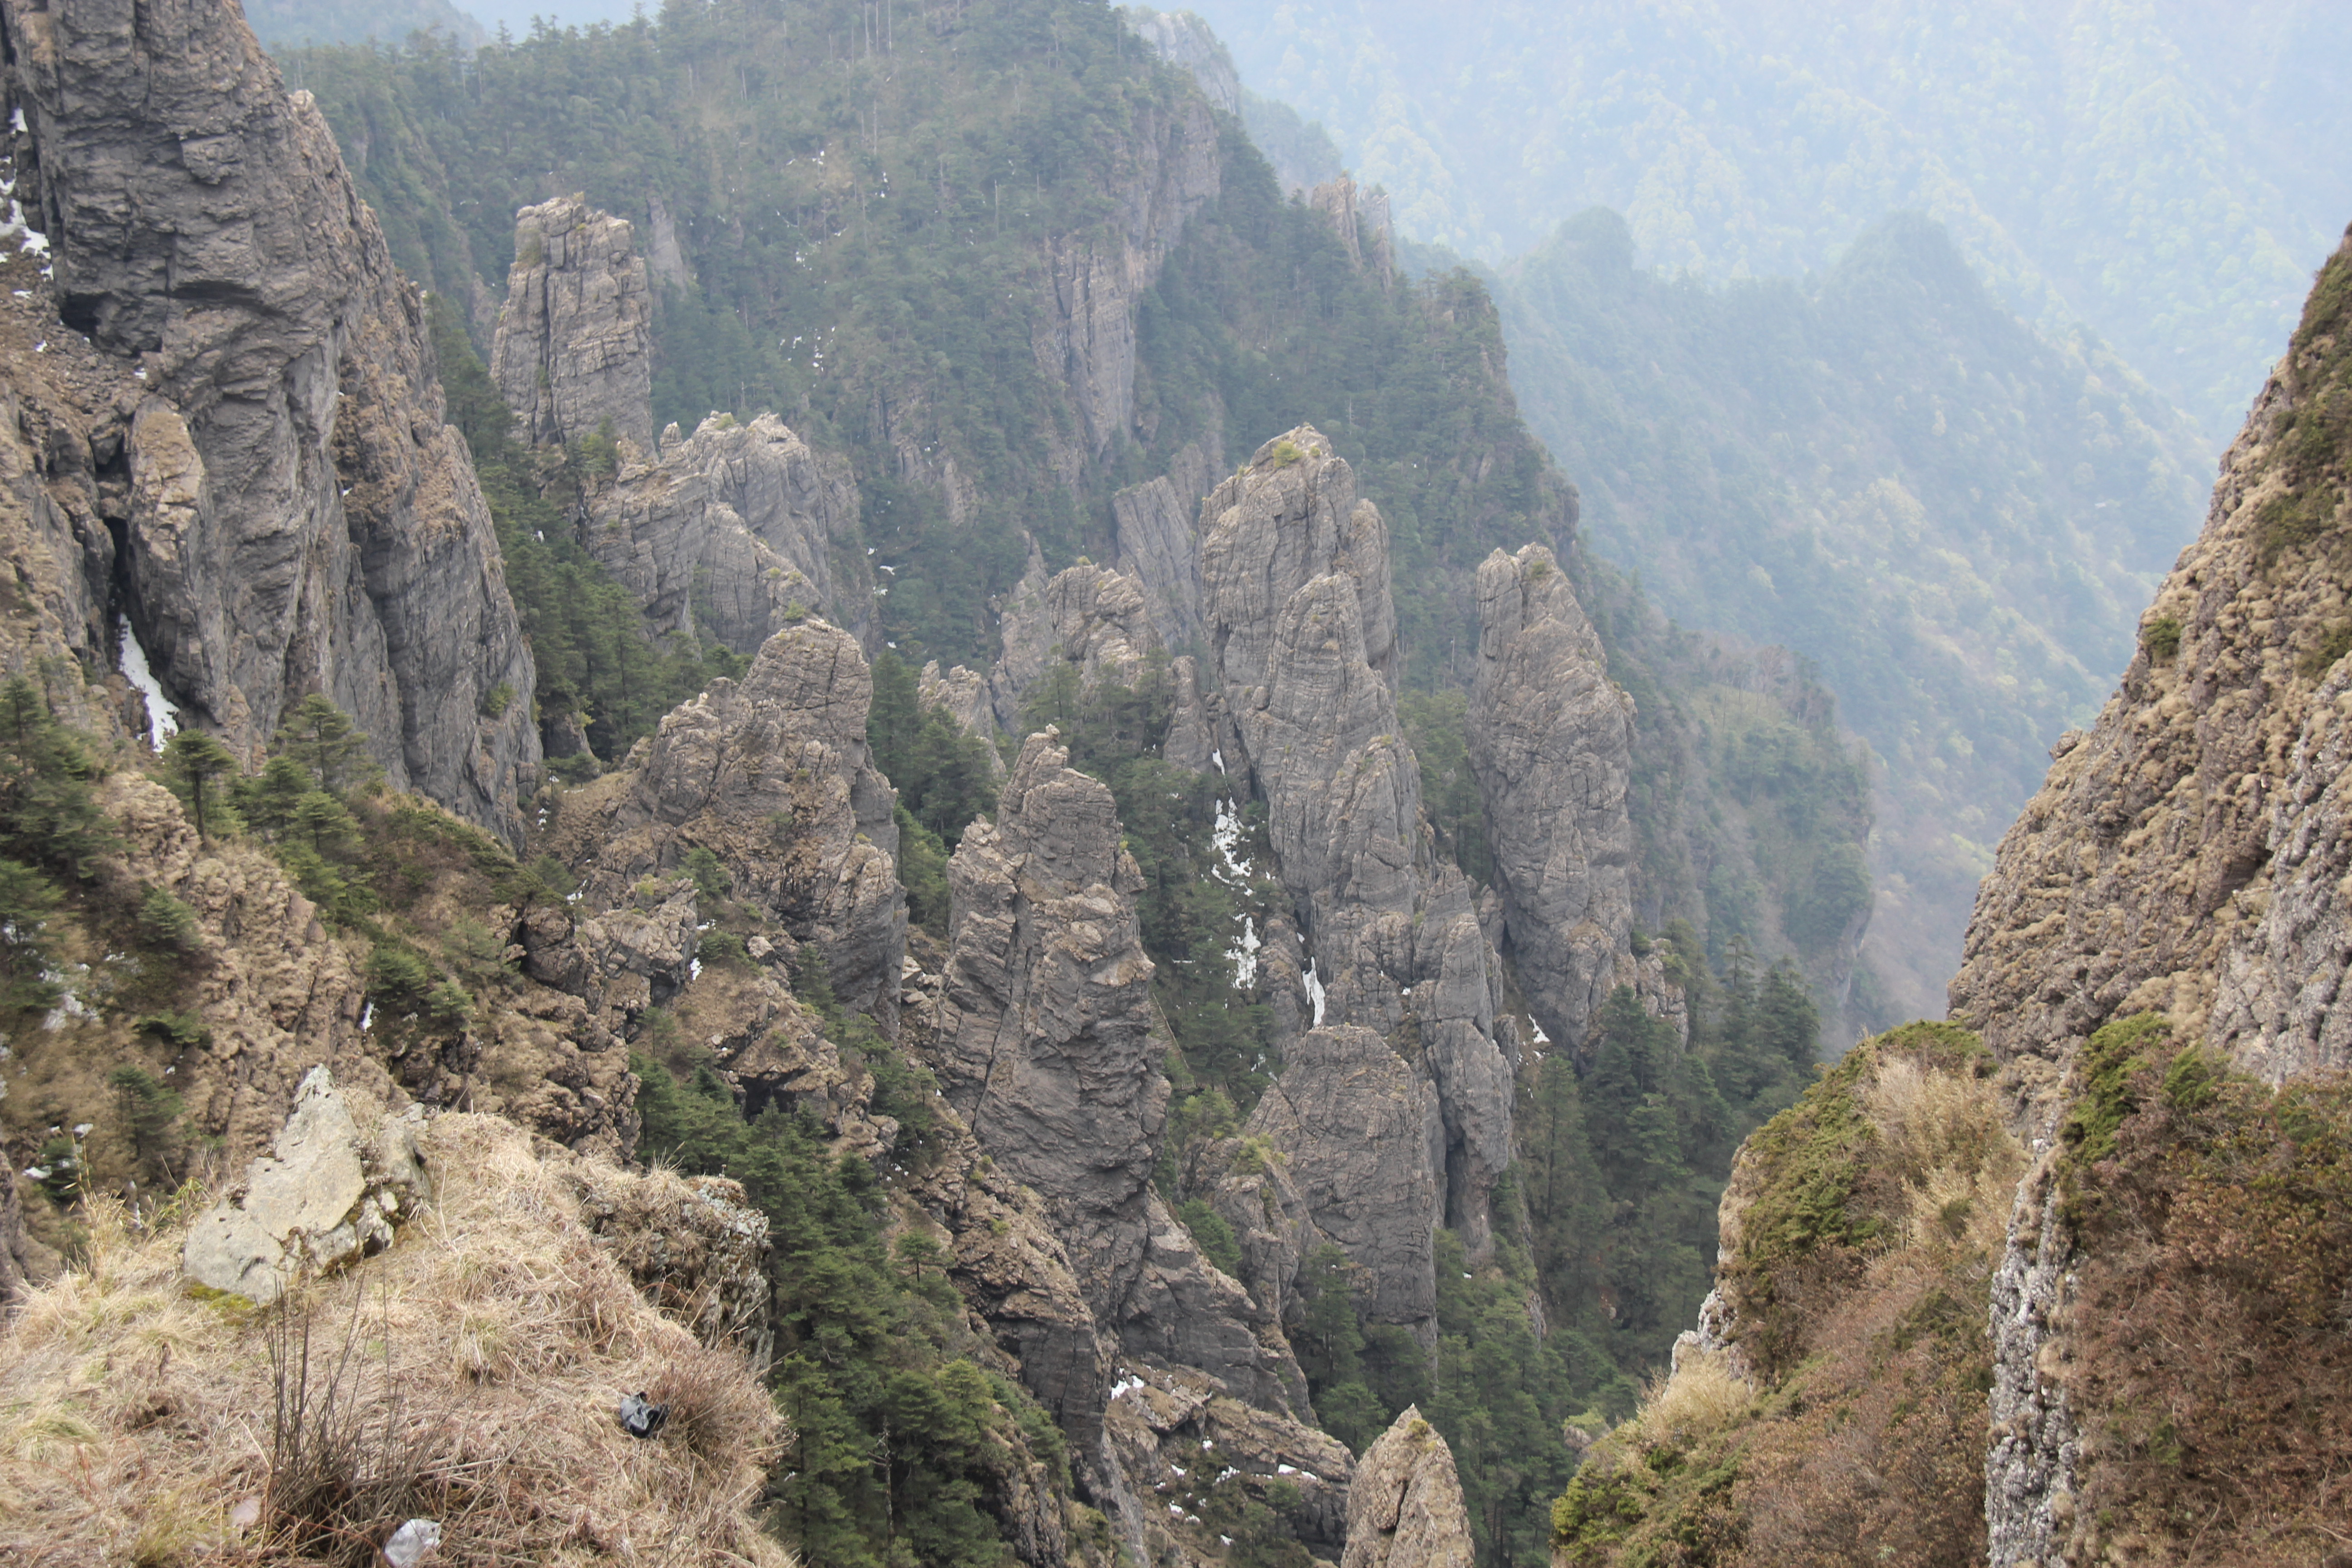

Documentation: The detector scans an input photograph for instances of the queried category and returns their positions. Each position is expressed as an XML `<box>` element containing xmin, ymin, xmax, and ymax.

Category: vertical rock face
<box><xmin>1029</xmin><ymin>97</ymin><xmax>1220</xmax><ymax>477</ymax></box>
<box><xmin>1111</xmin><ymin>438</ymin><xmax>1220</xmax><ymax>652</ymax></box>
<box><xmin>1950</xmin><ymin>225</ymin><xmax>2352</xmax><ymax>1096</ymax></box>
<box><xmin>485</xmin><ymin>199</ymin><xmax>868</xmax><ymax>654</ymax></box>
<box><xmin>927</xmin><ymin>729</ymin><xmax>1337</xmax><ymax>1542</ymax></box>
<box><xmin>988</xmin><ymin>559</ymin><xmax>1164</xmax><ymax>731</ymax></box>
<box><xmin>555</xmin><ymin>620</ymin><xmax>906</xmax><ymax>1026</ymax></box>
<box><xmin>1</xmin><ymin>0</ymin><xmax>539</xmax><ymax>840</ymax></box>
<box><xmin>588</xmin><ymin>412</ymin><xmax>862</xmax><ymax>655</ymax></box>
<box><xmin>1951</xmin><ymin>231</ymin><xmax>2352</xmax><ymax>1567</ymax></box>
<box><xmin>1121</xmin><ymin>8</ymin><xmax>1240</xmax><ymax>116</ymax></box>
<box><xmin>934</xmin><ymin>731</ymin><xmax>1169</xmax><ymax>1313</ymax></box>
<box><xmin>1340</xmin><ymin>1407</ymin><xmax>1475</xmax><ymax>1568</ymax></box>
<box><xmin>1241</xmin><ymin>1026</ymin><xmax>1442</xmax><ymax>1329</ymax></box>
<box><xmin>1468</xmin><ymin>544</ymin><xmax>1643</xmax><ymax>1053</ymax></box>
<box><xmin>490</xmin><ymin>195</ymin><xmax>655</xmax><ymax>451</ymax></box>
<box><xmin>1197</xmin><ymin>428</ymin><xmax>1513</xmax><ymax>1325</ymax></box>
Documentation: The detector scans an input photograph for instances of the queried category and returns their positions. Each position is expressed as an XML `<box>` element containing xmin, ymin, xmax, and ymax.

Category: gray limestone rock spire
<box><xmin>2</xmin><ymin>0</ymin><xmax>541</xmax><ymax>841</ymax></box>
<box><xmin>1194</xmin><ymin>426</ymin><xmax>1514</xmax><ymax>1334</ymax></box>
<box><xmin>1467</xmin><ymin>544</ymin><xmax>1644</xmax><ymax>1054</ymax></box>
<box><xmin>490</xmin><ymin>195</ymin><xmax>656</xmax><ymax>452</ymax></box>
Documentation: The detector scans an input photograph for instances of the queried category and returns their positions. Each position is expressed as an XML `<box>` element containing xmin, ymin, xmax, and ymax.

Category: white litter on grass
<box><xmin>117</xmin><ymin>613</ymin><xmax>179</xmax><ymax>750</ymax></box>
<box><xmin>1303</xmin><ymin>961</ymin><xmax>1327</xmax><ymax>1028</ymax></box>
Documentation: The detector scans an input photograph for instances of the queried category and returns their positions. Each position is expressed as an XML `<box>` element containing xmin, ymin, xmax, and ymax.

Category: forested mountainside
<box><xmin>1175</xmin><ymin>0</ymin><xmax>2351</xmax><ymax>448</ymax></box>
<box><xmin>0</xmin><ymin>1</ymin><xmax>1880</xmax><ymax>1566</ymax></box>
<box><xmin>1555</xmin><ymin>229</ymin><xmax>2352</xmax><ymax>1568</ymax></box>
<box><xmin>1490</xmin><ymin>208</ymin><xmax>2203</xmax><ymax>1021</ymax></box>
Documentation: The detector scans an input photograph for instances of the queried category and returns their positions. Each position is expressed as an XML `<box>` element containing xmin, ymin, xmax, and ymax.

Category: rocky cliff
<box><xmin>1566</xmin><ymin>227</ymin><xmax>2352</xmax><ymax>1568</ymax></box>
<box><xmin>1951</xmin><ymin>229</ymin><xmax>2352</xmax><ymax>1096</ymax></box>
<box><xmin>490</xmin><ymin>194</ymin><xmax>655</xmax><ymax>451</ymax></box>
<box><xmin>1469</xmin><ymin>544</ymin><xmax>1648</xmax><ymax>1054</ymax></box>
<box><xmin>544</xmin><ymin>617</ymin><xmax>906</xmax><ymax>1028</ymax></box>
<box><xmin>1198</xmin><ymin>428</ymin><xmax>1516</xmax><ymax>1317</ymax></box>
<box><xmin>489</xmin><ymin>198</ymin><xmax>869</xmax><ymax>657</ymax></box>
<box><xmin>0</xmin><ymin>0</ymin><xmax>539</xmax><ymax>841</ymax></box>
<box><xmin>921</xmin><ymin>728</ymin><xmax>1348</xmax><ymax>1563</ymax></box>
<box><xmin>1949</xmin><ymin>225</ymin><xmax>2352</xmax><ymax>1568</ymax></box>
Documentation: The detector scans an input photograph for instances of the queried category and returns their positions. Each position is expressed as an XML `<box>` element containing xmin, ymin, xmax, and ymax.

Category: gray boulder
<box><xmin>182</xmin><ymin>1067</ymin><xmax>430</xmax><ymax>1303</ymax></box>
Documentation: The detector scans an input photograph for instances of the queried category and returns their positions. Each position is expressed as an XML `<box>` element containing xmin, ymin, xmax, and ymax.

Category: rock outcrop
<box><xmin>1468</xmin><ymin>544</ymin><xmax>1646</xmax><ymax>1053</ymax></box>
<box><xmin>1949</xmin><ymin>229</ymin><xmax>2352</xmax><ymax>1095</ymax></box>
<box><xmin>921</xmin><ymin>730</ymin><xmax>1346</xmax><ymax>1562</ymax></box>
<box><xmin>549</xmin><ymin>619</ymin><xmax>906</xmax><ymax>1026</ymax></box>
<box><xmin>483</xmin><ymin>198</ymin><xmax>868</xmax><ymax>652</ymax></box>
<box><xmin>1948</xmin><ymin>230</ymin><xmax>2352</xmax><ymax>1567</ymax></box>
<box><xmin>1197</xmin><ymin>428</ymin><xmax>1515</xmax><ymax>1322</ymax></box>
<box><xmin>1340</xmin><ymin>1407</ymin><xmax>1475</xmax><ymax>1568</ymax></box>
<box><xmin>588</xmin><ymin>412</ymin><xmax>862</xmax><ymax>655</ymax></box>
<box><xmin>1111</xmin><ymin>438</ymin><xmax>1220</xmax><ymax>652</ymax></box>
<box><xmin>1</xmin><ymin>0</ymin><xmax>540</xmax><ymax>840</ymax></box>
<box><xmin>933</xmin><ymin>730</ymin><xmax>1169</xmax><ymax>1314</ymax></box>
<box><xmin>1029</xmin><ymin>97</ymin><xmax>1219</xmax><ymax>480</ymax></box>
<box><xmin>490</xmin><ymin>194</ymin><xmax>656</xmax><ymax>451</ymax></box>
<box><xmin>989</xmin><ymin>559</ymin><xmax>1165</xmax><ymax>730</ymax></box>
<box><xmin>181</xmin><ymin>1065</ymin><xmax>429</xmax><ymax>1302</ymax></box>
<box><xmin>1240</xmin><ymin>1026</ymin><xmax>1442</xmax><ymax>1330</ymax></box>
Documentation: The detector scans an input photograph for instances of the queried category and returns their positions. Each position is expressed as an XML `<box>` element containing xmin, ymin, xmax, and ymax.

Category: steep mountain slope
<box><xmin>0</xmin><ymin>0</ymin><xmax>539</xmax><ymax>841</ymax></box>
<box><xmin>1493</xmin><ymin>208</ymin><xmax>2203</xmax><ymax>1021</ymax></box>
<box><xmin>1176</xmin><ymin>0</ymin><xmax>2350</xmax><ymax>447</ymax></box>
<box><xmin>0</xmin><ymin>3</ymin><xmax>1901</xmax><ymax>1565</ymax></box>
<box><xmin>1557</xmin><ymin>225</ymin><xmax>2352</xmax><ymax>1568</ymax></box>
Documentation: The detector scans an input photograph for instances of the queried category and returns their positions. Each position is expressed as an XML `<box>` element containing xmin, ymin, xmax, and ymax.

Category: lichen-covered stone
<box><xmin>182</xmin><ymin>1066</ymin><xmax>430</xmax><ymax>1303</ymax></box>
<box><xmin>1341</xmin><ymin>1406</ymin><xmax>1474</xmax><ymax>1568</ymax></box>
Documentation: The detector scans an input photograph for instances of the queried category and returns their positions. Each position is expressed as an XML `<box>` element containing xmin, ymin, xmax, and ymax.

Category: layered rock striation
<box><xmin>490</xmin><ymin>195</ymin><xmax>655</xmax><ymax>451</ymax></box>
<box><xmin>1468</xmin><ymin>544</ymin><xmax>1646</xmax><ymax>1054</ymax></box>
<box><xmin>1196</xmin><ymin>428</ymin><xmax>1514</xmax><ymax>1327</ymax></box>
<box><xmin>1</xmin><ymin>0</ymin><xmax>539</xmax><ymax>839</ymax></box>
<box><xmin>548</xmin><ymin>618</ymin><xmax>906</xmax><ymax>1027</ymax></box>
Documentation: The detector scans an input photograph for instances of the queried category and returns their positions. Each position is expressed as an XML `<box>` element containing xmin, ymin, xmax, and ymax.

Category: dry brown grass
<box><xmin>0</xmin><ymin>1113</ymin><xmax>793</xmax><ymax>1568</ymax></box>
<box><xmin>1556</xmin><ymin>1026</ymin><xmax>2024</xmax><ymax>1568</ymax></box>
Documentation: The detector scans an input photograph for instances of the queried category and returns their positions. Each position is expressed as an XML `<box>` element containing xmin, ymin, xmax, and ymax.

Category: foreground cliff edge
<box><xmin>1558</xmin><ymin>228</ymin><xmax>2352</xmax><ymax>1568</ymax></box>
